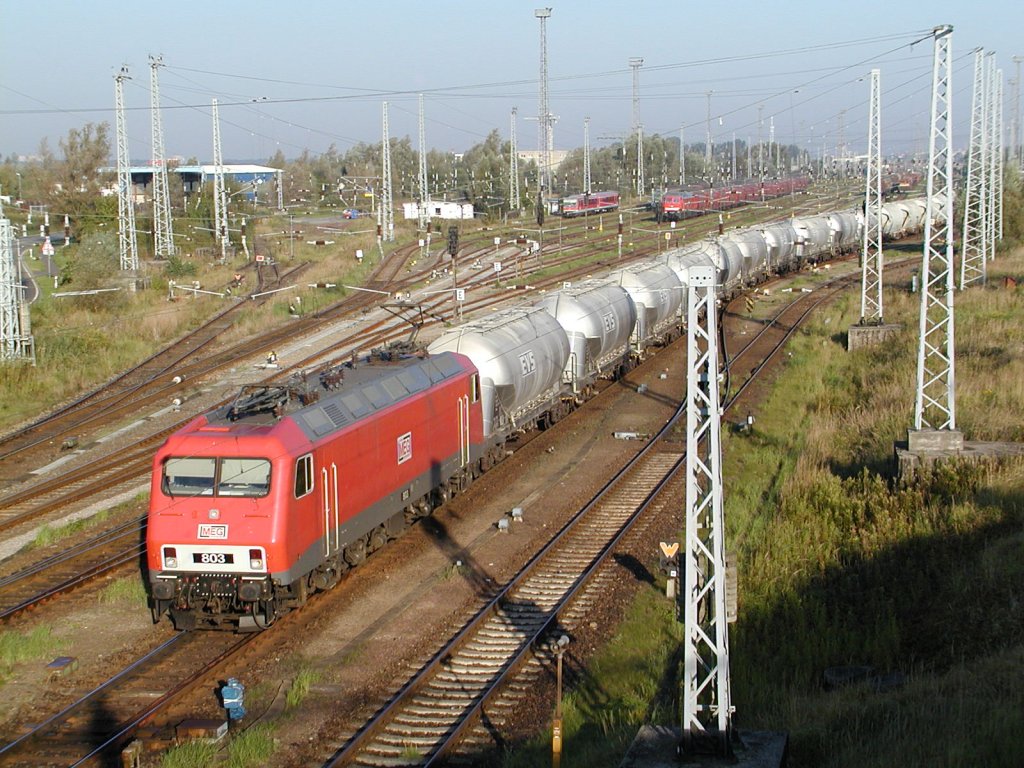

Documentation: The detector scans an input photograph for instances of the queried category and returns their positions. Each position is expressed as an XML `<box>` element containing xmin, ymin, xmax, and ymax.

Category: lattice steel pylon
<box><xmin>1014</xmin><ymin>56</ymin><xmax>1023</xmax><ymax>171</ymax></box>
<box><xmin>583</xmin><ymin>116</ymin><xmax>592</xmax><ymax>196</ymax></box>
<box><xmin>630</xmin><ymin>57</ymin><xmax>644</xmax><ymax>195</ymax></box>
<box><xmin>0</xmin><ymin>216</ymin><xmax>33</xmax><ymax>363</ymax></box>
<box><xmin>985</xmin><ymin>53</ymin><xmax>998</xmax><ymax>261</ymax></box>
<box><xmin>535</xmin><ymin>8</ymin><xmax>553</xmax><ymax>193</ymax></box>
<box><xmin>913</xmin><ymin>25</ymin><xmax>957</xmax><ymax>434</ymax></box>
<box><xmin>211</xmin><ymin>98</ymin><xmax>229</xmax><ymax>263</ymax></box>
<box><xmin>381</xmin><ymin>101</ymin><xmax>394</xmax><ymax>243</ymax></box>
<box><xmin>860</xmin><ymin>69</ymin><xmax>884</xmax><ymax>321</ymax></box>
<box><xmin>960</xmin><ymin>49</ymin><xmax>988</xmax><ymax>290</ymax></box>
<box><xmin>681</xmin><ymin>264</ymin><xmax>732</xmax><ymax>757</ymax></box>
<box><xmin>149</xmin><ymin>55</ymin><xmax>174</xmax><ymax>259</ymax></box>
<box><xmin>679</xmin><ymin>125</ymin><xmax>685</xmax><ymax>186</ymax></box>
<box><xmin>509</xmin><ymin>107</ymin><xmax>521</xmax><ymax>210</ymax></box>
<box><xmin>995</xmin><ymin>70</ymin><xmax>1004</xmax><ymax>241</ymax></box>
<box><xmin>636</xmin><ymin>125</ymin><xmax>645</xmax><ymax>196</ymax></box>
<box><xmin>418</xmin><ymin>93</ymin><xmax>429</xmax><ymax>230</ymax></box>
<box><xmin>114</xmin><ymin>66</ymin><xmax>139</xmax><ymax>272</ymax></box>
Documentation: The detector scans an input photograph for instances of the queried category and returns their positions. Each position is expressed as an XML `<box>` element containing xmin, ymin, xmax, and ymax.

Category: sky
<box><xmin>0</xmin><ymin>0</ymin><xmax>1021</xmax><ymax>165</ymax></box>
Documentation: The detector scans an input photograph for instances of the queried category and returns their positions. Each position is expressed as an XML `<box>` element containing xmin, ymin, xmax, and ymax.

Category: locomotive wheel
<box><xmin>344</xmin><ymin>539</ymin><xmax>367</xmax><ymax>567</ymax></box>
<box><xmin>367</xmin><ymin>526</ymin><xmax>387</xmax><ymax>553</ymax></box>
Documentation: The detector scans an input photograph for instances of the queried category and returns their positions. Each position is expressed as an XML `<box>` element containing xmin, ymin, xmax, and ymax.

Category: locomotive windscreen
<box><xmin>163</xmin><ymin>456</ymin><xmax>271</xmax><ymax>498</ymax></box>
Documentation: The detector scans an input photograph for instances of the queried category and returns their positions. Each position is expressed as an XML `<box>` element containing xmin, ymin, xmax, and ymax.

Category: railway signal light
<box><xmin>447</xmin><ymin>226</ymin><xmax>459</xmax><ymax>257</ymax></box>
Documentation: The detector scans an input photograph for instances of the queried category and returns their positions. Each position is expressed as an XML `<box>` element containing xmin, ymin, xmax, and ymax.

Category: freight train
<box><xmin>146</xmin><ymin>196</ymin><xmax>933</xmax><ymax>630</ymax></box>
<box><xmin>655</xmin><ymin>176</ymin><xmax>810</xmax><ymax>222</ymax></box>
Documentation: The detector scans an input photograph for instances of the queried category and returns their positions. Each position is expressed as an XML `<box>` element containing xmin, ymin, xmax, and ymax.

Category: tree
<box><xmin>52</xmin><ymin>122</ymin><xmax>114</xmax><ymax>237</ymax></box>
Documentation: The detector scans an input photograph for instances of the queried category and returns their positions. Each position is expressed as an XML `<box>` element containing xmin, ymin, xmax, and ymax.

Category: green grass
<box><xmin>98</xmin><ymin>576</ymin><xmax>148</xmax><ymax>607</ymax></box>
<box><xmin>30</xmin><ymin>510</ymin><xmax>111</xmax><ymax>550</ymax></box>
<box><xmin>226</xmin><ymin>723</ymin><xmax>276</xmax><ymax>768</ymax></box>
<box><xmin>160</xmin><ymin>739</ymin><xmax>218</xmax><ymax>768</ymax></box>
<box><xmin>499</xmin><ymin>585</ymin><xmax>682</xmax><ymax>768</ymax></box>
<box><xmin>497</xmin><ymin>241</ymin><xmax>1024</xmax><ymax>766</ymax></box>
<box><xmin>0</xmin><ymin>625</ymin><xmax>65</xmax><ymax>684</ymax></box>
<box><xmin>285</xmin><ymin>665</ymin><xmax>320</xmax><ymax>710</ymax></box>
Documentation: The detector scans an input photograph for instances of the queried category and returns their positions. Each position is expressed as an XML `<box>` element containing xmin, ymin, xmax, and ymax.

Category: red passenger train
<box><xmin>147</xmin><ymin>352</ymin><xmax>484</xmax><ymax>630</ymax></box>
<box><xmin>558</xmin><ymin>190</ymin><xmax>619</xmax><ymax>217</ymax></box>
<box><xmin>656</xmin><ymin>176</ymin><xmax>809</xmax><ymax>221</ymax></box>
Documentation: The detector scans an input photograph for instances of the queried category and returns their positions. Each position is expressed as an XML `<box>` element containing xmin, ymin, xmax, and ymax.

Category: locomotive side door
<box><xmin>320</xmin><ymin>463</ymin><xmax>340</xmax><ymax>556</ymax></box>
<box><xmin>458</xmin><ymin>394</ymin><xmax>470</xmax><ymax>468</ymax></box>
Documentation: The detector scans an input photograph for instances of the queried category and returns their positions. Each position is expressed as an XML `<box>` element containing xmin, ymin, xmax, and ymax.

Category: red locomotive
<box><xmin>146</xmin><ymin>352</ymin><xmax>484</xmax><ymax>630</ymax></box>
<box><xmin>558</xmin><ymin>190</ymin><xmax>619</xmax><ymax>217</ymax></box>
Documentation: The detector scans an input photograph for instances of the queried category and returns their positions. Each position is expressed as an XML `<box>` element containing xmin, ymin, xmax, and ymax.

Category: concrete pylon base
<box><xmin>896</xmin><ymin>432</ymin><xmax>1024</xmax><ymax>478</ymax></box>
<box><xmin>618</xmin><ymin>725</ymin><xmax>787</xmax><ymax>768</ymax></box>
<box><xmin>847</xmin><ymin>322</ymin><xmax>902</xmax><ymax>351</ymax></box>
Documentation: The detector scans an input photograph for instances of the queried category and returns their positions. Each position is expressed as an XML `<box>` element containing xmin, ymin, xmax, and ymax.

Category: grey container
<box><xmin>534</xmin><ymin>279</ymin><xmax>636</xmax><ymax>391</ymax></box>
<box><xmin>427</xmin><ymin>307</ymin><xmax>569</xmax><ymax>438</ymax></box>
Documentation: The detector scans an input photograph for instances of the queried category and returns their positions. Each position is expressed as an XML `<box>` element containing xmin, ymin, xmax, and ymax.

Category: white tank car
<box><xmin>728</xmin><ymin>229</ymin><xmax>770</xmax><ymax>284</ymax></box>
<box><xmin>828</xmin><ymin>212</ymin><xmax>861</xmax><ymax>252</ymax></box>
<box><xmin>605</xmin><ymin>260</ymin><xmax>683</xmax><ymax>350</ymax></box>
<box><xmin>427</xmin><ymin>307</ymin><xmax>569</xmax><ymax>438</ymax></box>
<box><xmin>657</xmin><ymin>244</ymin><xmax>719</xmax><ymax>318</ymax></box>
<box><xmin>533</xmin><ymin>279</ymin><xmax>636</xmax><ymax>393</ymax></box>
<box><xmin>761</xmin><ymin>222</ymin><xmax>798</xmax><ymax>273</ymax></box>
<box><xmin>792</xmin><ymin>215</ymin><xmax>833</xmax><ymax>261</ymax></box>
<box><xmin>718</xmin><ymin>238</ymin><xmax>746</xmax><ymax>292</ymax></box>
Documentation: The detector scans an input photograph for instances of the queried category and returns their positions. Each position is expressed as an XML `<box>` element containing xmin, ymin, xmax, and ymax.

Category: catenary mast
<box><xmin>149</xmin><ymin>55</ymin><xmax>174</xmax><ymax>259</ymax></box>
<box><xmin>381</xmin><ymin>101</ymin><xmax>394</xmax><ymax>243</ymax></box>
<box><xmin>509</xmin><ymin>107</ymin><xmax>521</xmax><ymax>211</ymax></box>
<box><xmin>418</xmin><ymin>93</ymin><xmax>428</xmax><ymax>231</ymax></box>
<box><xmin>212</xmin><ymin>98</ymin><xmax>229</xmax><ymax>263</ymax></box>
<box><xmin>535</xmin><ymin>8</ymin><xmax>553</xmax><ymax>193</ymax></box>
<box><xmin>681</xmin><ymin>264</ymin><xmax>732</xmax><ymax>756</ymax></box>
<box><xmin>114</xmin><ymin>66</ymin><xmax>139</xmax><ymax>272</ymax></box>
<box><xmin>860</xmin><ymin>69</ymin><xmax>884</xmax><ymax>321</ymax></box>
<box><xmin>960</xmin><ymin>49</ymin><xmax>988</xmax><ymax>289</ymax></box>
<box><xmin>913</xmin><ymin>25</ymin><xmax>957</xmax><ymax>439</ymax></box>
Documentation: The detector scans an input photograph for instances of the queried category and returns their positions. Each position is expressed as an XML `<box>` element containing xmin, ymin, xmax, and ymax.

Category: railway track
<box><xmin>0</xmin><ymin>245</ymin><xmax>870</xmax><ymax>766</ymax></box>
<box><xmin>0</xmin><ymin>517</ymin><xmax>145</xmax><ymax>621</ymax></box>
<box><xmin>0</xmin><ymin>631</ymin><xmax>253</xmax><ymax>767</ymax></box>
<box><xmin>317</xmin><ymin>261</ymin><xmax>878</xmax><ymax>767</ymax></box>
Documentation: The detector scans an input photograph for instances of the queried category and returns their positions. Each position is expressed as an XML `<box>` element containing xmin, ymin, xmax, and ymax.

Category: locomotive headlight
<box><xmin>249</xmin><ymin>548</ymin><xmax>264</xmax><ymax>570</ymax></box>
<box><xmin>164</xmin><ymin>546</ymin><xmax>178</xmax><ymax>569</ymax></box>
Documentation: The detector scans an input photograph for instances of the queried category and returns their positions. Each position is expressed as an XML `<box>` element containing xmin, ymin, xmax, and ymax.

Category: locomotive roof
<box><xmin>205</xmin><ymin>351</ymin><xmax>470</xmax><ymax>441</ymax></box>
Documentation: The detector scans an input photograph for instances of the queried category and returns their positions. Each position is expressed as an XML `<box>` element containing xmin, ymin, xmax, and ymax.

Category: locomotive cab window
<box><xmin>294</xmin><ymin>454</ymin><xmax>314</xmax><ymax>498</ymax></box>
<box><xmin>471</xmin><ymin>373</ymin><xmax>480</xmax><ymax>403</ymax></box>
<box><xmin>163</xmin><ymin>456</ymin><xmax>270</xmax><ymax>498</ymax></box>
<box><xmin>217</xmin><ymin>458</ymin><xmax>271</xmax><ymax>497</ymax></box>
<box><xmin>163</xmin><ymin>457</ymin><xmax>216</xmax><ymax>496</ymax></box>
